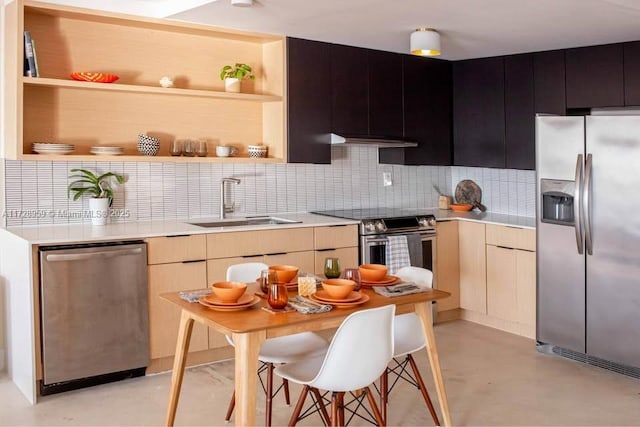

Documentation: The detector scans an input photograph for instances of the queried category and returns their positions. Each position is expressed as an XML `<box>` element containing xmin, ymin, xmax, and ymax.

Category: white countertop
<box><xmin>1</xmin><ymin>210</ymin><xmax>535</xmax><ymax>245</ymax></box>
<box><xmin>2</xmin><ymin>213</ymin><xmax>359</xmax><ymax>245</ymax></box>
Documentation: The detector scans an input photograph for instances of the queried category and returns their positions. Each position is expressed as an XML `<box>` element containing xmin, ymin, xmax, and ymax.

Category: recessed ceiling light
<box><xmin>231</xmin><ymin>0</ymin><xmax>253</xmax><ymax>6</ymax></box>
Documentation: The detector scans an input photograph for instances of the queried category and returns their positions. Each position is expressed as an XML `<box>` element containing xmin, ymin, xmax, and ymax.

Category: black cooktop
<box><xmin>312</xmin><ymin>208</ymin><xmax>436</xmax><ymax>221</ymax></box>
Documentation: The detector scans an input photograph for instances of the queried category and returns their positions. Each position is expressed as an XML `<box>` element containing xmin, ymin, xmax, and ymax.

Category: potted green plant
<box><xmin>68</xmin><ymin>168</ymin><xmax>125</xmax><ymax>225</ymax></box>
<box><xmin>220</xmin><ymin>63</ymin><xmax>255</xmax><ymax>93</ymax></box>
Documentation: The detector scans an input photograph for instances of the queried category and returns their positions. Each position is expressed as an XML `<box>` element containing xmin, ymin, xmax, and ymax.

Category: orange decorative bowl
<box><xmin>211</xmin><ymin>281</ymin><xmax>247</xmax><ymax>303</ymax></box>
<box><xmin>70</xmin><ymin>72</ymin><xmax>119</xmax><ymax>83</ymax></box>
<box><xmin>359</xmin><ymin>264</ymin><xmax>388</xmax><ymax>282</ymax></box>
<box><xmin>321</xmin><ymin>279</ymin><xmax>355</xmax><ymax>299</ymax></box>
<box><xmin>450</xmin><ymin>203</ymin><xmax>473</xmax><ymax>212</ymax></box>
<box><xmin>269</xmin><ymin>265</ymin><xmax>298</xmax><ymax>284</ymax></box>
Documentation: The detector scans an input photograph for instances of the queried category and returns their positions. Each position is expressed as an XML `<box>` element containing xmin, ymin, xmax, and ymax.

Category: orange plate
<box><xmin>198</xmin><ymin>295</ymin><xmax>260</xmax><ymax>311</ymax></box>
<box><xmin>450</xmin><ymin>203</ymin><xmax>473</xmax><ymax>212</ymax></box>
<box><xmin>361</xmin><ymin>275</ymin><xmax>401</xmax><ymax>287</ymax></box>
<box><xmin>310</xmin><ymin>293</ymin><xmax>370</xmax><ymax>308</ymax></box>
<box><xmin>202</xmin><ymin>293</ymin><xmax>254</xmax><ymax>306</ymax></box>
<box><xmin>313</xmin><ymin>290</ymin><xmax>363</xmax><ymax>303</ymax></box>
<box><xmin>70</xmin><ymin>72</ymin><xmax>119</xmax><ymax>83</ymax></box>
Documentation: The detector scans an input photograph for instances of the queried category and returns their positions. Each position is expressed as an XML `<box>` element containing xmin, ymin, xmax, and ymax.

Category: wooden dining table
<box><xmin>162</xmin><ymin>287</ymin><xmax>452</xmax><ymax>427</ymax></box>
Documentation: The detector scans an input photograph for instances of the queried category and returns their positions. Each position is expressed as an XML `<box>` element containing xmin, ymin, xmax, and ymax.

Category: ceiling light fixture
<box><xmin>410</xmin><ymin>28</ymin><xmax>441</xmax><ymax>56</ymax></box>
<box><xmin>231</xmin><ymin>0</ymin><xmax>253</xmax><ymax>6</ymax></box>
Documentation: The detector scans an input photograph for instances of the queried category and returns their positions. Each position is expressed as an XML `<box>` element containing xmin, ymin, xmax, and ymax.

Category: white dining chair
<box><xmin>275</xmin><ymin>304</ymin><xmax>396</xmax><ymax>426</ymax></box>
<box><xmin>223</xmin><ymin>262</ymin><xmax>329</xmax><ymax>426</ymax></box>
<box><xmin>379</xmin><ymin>266</ymin><xmax>440</xmax><ymax>425</ymax></box>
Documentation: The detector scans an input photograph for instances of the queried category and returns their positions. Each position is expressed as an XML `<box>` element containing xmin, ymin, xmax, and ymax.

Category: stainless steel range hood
<box><xmin>330</xmin><ymin>133</ymin><xmax>418</xmax><ymax>148</ymax></box>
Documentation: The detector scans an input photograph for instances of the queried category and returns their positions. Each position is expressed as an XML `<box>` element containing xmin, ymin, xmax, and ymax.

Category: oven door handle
<box><xmin>364</xmin><ymin>235</ymin><xmax>435</xmax><ymax>244</ymax></box>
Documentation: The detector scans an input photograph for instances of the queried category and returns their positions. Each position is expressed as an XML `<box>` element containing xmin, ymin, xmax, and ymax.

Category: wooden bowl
<box><xmin>269</xmin><ymin>265</ymin><xmax>299</xmax><ymax>284</ymax></box>
<box><xmin>359</xmin><ymin>264</ymin><xmax>388</xmax><ymax>282</ymax></box>
<box><xmin>450</xmin><ymin>203</ymin><xmax>473</xmax><ymax>212</ymax></box>
<box><xmin>321</xmin><ymin>279</ymin><xmax>355</xmax><ymax>299</ymax></box>
<box><xmin>211</xmin><ymin>281</ymin><xmax>247</xmax><ymax>303</ymax></box>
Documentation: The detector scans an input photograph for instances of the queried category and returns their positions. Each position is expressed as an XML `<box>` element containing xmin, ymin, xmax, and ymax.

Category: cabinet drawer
<box><xmin>314</xmin><ymin>225</ymin><xmax>358</xmax><ymax>249</ymax></box>
<box><xmin>207</xmin><ymin>228</ymin><xmax>314</xmax><ymax>259</ymax></box>
<box><xmin>146</xmin><ymin>235</ymin><xmax>206</xmax><ymax>264</ymax></box>
<box><xmin>265</xmin><ymin>251</ymin><xmax>315</xmax><ymax>273</ymax></box>
<box><xmin>486</xmin><ymin>224</ymin><xmax>535</xmax><ymax>251</ymax></box>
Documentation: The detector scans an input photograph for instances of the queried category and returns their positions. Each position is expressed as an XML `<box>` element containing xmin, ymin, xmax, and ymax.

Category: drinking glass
<box><xmin>259</xmin><ymin>269</ymin><xmax>277</xmax><ymax>294</ymax></box>
<box><xmin>324</xmin><ymin>257</ymin><xmax>341</xmax><ymax>279</ymax></box>
<box><xmin>169</xmin><ymin>140</ymin><xmax>182</xmax><ymax>156</ymax></box>
<box><xmin>297</xmin><ymin>272</ymin><xmax>317</xmax><ymax>297</ymax></box>
<box><xmin>267</xmin><ymin>283</ymin><xmax>289</xmax><ymax>309</ymax></box>
<box><xmin>196</xmin><ymin>139</ymin><xmax>208</xmax><ymax>157</ymax></box>
<box><xmin>342</xmin><ymin>268</ymin><xmax>362</xmax><ymax>291</ymax></box>
<box><xmin>182</xmin><ymin>139</ymin><xmax>196</xmax><ymax>157</ymax></box>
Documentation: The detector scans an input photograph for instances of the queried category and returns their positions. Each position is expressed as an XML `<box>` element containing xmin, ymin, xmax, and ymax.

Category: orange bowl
<box><xmin>321</xmin><ymin>279</ymin><xmax>355</xmax><ymax>299</ymax></box>
<box><xmin>359</xmin><ymin>264</ymin><xmax>388</xmax><ymax>282</ymax></box>
<box><xmin>450</xmin><ymin>203</ymin><xmax>473</xmax><ymax>212</ymax></box>
<box><xmin>211</xmin><ymin>281</ymin><xmax>247</xmax><ymax>303</ymax></box>
<box><xmin>269</xmin><ymin>265</ymin><xmax>299</xmax><ymax>283</ymax></box>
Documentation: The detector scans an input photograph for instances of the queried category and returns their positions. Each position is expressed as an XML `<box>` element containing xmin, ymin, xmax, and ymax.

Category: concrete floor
<box><xmin>2</xmin><ymin>320</ymin><xmax>640</xmax><ymax>426</ymax></box>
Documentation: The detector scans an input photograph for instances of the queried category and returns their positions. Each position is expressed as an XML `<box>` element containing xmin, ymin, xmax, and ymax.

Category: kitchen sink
<box><xmin>188</xmin><ymin>216</ymin><xmax>302</xmax><ymax>228</ymax></box>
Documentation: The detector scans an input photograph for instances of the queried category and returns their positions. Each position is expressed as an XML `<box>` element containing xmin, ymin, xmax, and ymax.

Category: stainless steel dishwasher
<box><xmin>39</xmin><ymin>241</ymin><xmax>149</xmax><ymax>395</ymax></box>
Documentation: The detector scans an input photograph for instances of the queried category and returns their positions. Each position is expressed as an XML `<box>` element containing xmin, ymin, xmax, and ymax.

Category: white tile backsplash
<box><xmin>3</xmin><ymin>150</ymin><xmax>536</xmax><ymax>226</ymax></box>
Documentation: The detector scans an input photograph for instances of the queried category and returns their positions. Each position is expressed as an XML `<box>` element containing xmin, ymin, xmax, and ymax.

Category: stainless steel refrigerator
<box><xmin>536</xmin><ymin>113</ymin><xmax>640</xmax><ymax>374</ymax></box>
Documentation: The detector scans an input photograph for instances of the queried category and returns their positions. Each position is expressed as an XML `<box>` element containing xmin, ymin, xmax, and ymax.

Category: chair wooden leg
<box><xmin>224</xmin><ymin>390</ymin><xmax>235</xmax><ymax>422</ymax></box>
<box><xmin>365</xmin><ymin>386</ymin><xmax>386</xmax><ymax>427</ymax></box>
<box><xmin>265</xmin><ymin>363</ymin><xmax>274</xmax><ymax>427</ymax></box>
<box><xmin>331</xmin><ymin>392</ymin><xmax>339</xmax><ymax>427</ymax></box>
<box><xmin>408</xmin><ymin>354</ymin><xmax>440</xmax><ymax>426</ymax></box>
<box><xmin>337</xmin><ymin>392</ymin><xmax>345</xmax><ymax>426</ymax></box>
<box><xmin>311</xmin><ymin>387</ymin><xmax>331</xmax><ymax>425</ymax></box>
<box><xmin>380</xmin><ymin>368</ymin><xmax>388</xmax><ymax>424</ymax></box>
<box><xmin>288</xmin><ymin>385</ymin><xmax>309</xmax><ymax>427</ymax></box>
<box><xmin>283</xmin><ymin>378</ymin><xmax>291</xmax><ymax>405</ymax></box>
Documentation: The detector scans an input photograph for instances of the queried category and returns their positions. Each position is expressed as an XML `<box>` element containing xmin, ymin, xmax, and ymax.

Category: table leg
<box><xmin>165</xmin><ymin>310</ymin><xmax>195</xmax><ymax>427</ymax></box>
<box><xmin>232</xmin><ymin>330</ymin><xmax>266</xmax><ymax>427</ymax></box>
<box><xmin>414</xmin><ymin>301</ymin><xmax>452</xmax><ymax>427</ymax></box>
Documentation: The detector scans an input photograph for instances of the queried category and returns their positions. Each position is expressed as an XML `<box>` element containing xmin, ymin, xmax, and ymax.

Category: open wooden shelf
<box><xmin>23</xmin><ymin>77</ymin><xmax>283</xmax><ymax>102</ymax></box>
<box><xmin>3</xmin><ymin>0</ymin><xmax>287</xmax><ymax>161</ymax></box>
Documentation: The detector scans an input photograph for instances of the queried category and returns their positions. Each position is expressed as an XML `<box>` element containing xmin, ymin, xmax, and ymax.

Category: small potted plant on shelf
<box><xmin>68</xmin><ymin>168</ymin><xmax>125</xmax><ymax>226</ymax></box>
<box><xmin>220</xmin><ymin>63</ymin><xmax>255</xmax><ymax>93</ymax></box>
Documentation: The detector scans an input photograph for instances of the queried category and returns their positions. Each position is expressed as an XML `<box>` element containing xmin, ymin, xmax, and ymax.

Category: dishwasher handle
<box><xmin>45</xmin><ymin>247</ymin><xmax>144</xmax><ymax>262</ymax></box>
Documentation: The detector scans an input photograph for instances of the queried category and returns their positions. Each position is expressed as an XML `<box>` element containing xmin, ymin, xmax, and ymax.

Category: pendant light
<box><xmin>410</xmin><ymin>28</ymin><xmax>441</xmax><ymax>56</ymax></box>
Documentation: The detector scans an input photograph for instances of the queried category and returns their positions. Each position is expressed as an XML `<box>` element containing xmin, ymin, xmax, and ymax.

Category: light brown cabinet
<box><xmin>3</xmin><ymin>0</ymin><xmax>286</xmax><ymax>162</ymax></box>
<box><xmin>313</xmin><ymin>225</ymin><xmax>359</xmax><ymax>275</ymax></box>
<box><xmin>147</xmin><ymin>235</ymin><xmax>206</xmax><ymax>265</ymax></box>
<box><xmin>458</xmin><ymin>221</ymin><xmax>487</xmax><ymax>314</ymax></box>
<box><xmin>313</xmin><ymin>247</ymin><xmax>359</xmax><ymax>276</ymax></box>
<box><xmin>435</xmin><ymin>221</ymin><xmax>460</xmax><ymax>312</ymax></box>
<box><xmin>486</xmin><ymin>245</ymin><xmax>518</xmax><ymax>321</ymax></box>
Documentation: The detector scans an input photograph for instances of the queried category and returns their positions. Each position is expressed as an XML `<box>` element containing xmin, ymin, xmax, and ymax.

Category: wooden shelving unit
<box><xmin>2</xmin><ymin>0</ymin><xmax>287</xmax><ymax>162</ymax></box>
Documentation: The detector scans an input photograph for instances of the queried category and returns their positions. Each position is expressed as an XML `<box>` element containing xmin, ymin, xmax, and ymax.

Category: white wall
<box><xmin>0</xmin><ymin>0</ymin><xmax>7</xmax><ymax>372</ymax></box>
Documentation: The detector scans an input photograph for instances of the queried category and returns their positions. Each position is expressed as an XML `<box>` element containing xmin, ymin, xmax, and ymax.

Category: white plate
<box><xmin>33</xmin><ymin>149</ymin><xmax>74</xmax><ymax>155</ymax></box>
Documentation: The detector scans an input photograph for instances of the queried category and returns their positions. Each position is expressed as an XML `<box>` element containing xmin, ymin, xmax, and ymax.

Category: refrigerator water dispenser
<box><xmin>541</xmin><ymin>179</ymin><xmax>575</xmax><ymax>225</ymax></box>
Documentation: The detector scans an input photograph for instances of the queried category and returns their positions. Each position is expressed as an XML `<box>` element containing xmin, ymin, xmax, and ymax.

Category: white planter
<box><xmin>224</xmin><ymin>77</ymin><xmax>241</xmax><ymax>93</ymax></box>
<box><xmin>89</xmin><ymin>198</ymin><xmax>110</xmax><ymax>226</ymax></box>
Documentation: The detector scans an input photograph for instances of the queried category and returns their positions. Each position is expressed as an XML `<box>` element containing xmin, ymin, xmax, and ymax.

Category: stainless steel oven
<box><xmin>362</xmin><ymin>230</ymin><xmax>436</xmax><ymax>273</ymax></box>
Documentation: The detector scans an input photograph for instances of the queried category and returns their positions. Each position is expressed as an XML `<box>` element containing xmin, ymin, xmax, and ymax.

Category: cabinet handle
<box><xmin>496</xmin><ymin>245</ymin><xmax>515</xmax><ymax>250</ymax></box>
<box><xmin>327</xmin><ymin>225</ymin><xmax>347</xmax><ymax>227</ymax></box>
<box><xmin>182</xmin><ymin>259</ymin><xmax>205</xmax><ymax>264</ymax></box>
<box><xmin>265</xmin><ymin>252</ymin><xmax>287</xmax><ymax>256</ymax></box>
<box><xmin>316</xmin><ymin>248</ymin><xmax>337</xmax><ymax>252</ymax></box>
<box><xmin>242</xmin><ymin>254</ymin><xmax>263</xmax><ymax>259</ymax></box>
<box><xmin>167</xmin><ymin>234</ymin><xmax>190</xmax><ymax>238</ymax></box>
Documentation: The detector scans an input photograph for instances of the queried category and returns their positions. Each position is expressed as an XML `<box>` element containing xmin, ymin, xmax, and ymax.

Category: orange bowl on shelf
<box><xmin>269</xmin><ymin>265</ymin><xmax>298</xmax><ymax>284</ymax></box>
<box><xmin>70</xmin><ymin>72</ymin><xmax>119</xmax><ymax>83</ymax></box>
<box><xmin>211</xmin><ymin>281</ymin><xmax>247</xmax><ymax>303</ymax></box>
<box><xmin>321</xmin><ymin>279</ymin><xmax>355</xmax><ymax>300</ymax></box>
<box><xmin>359</xmin><ymin>264</ymin><xmax>388</xmax><ymax>282</ymax></box>
<box><xmin>450</xmin><ymin>203</ymin><xmax>474</xmax><ymax>212</ymax></box>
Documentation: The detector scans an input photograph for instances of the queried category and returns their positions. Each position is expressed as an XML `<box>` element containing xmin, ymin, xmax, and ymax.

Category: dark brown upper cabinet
<box><xmin>368</xmin><ymin>50</ymin><xmax>404</xmax><ymax>138</ymax></box>
<box><xmin>287</xmin><ymin>37</ymin><xmax>332</xmax><ymax>164</ymax></box>
<box><xmin>505</xmin><ymin>54</ymin><xmax>535</xmax><ymax>170</ymax></box>
<box><xmin>624</xmin><ymin>41</ymin><xmax>640</xmax><ymax>106</ymax></box>
<box><xmin>533</xmin><ymin>50</ymin><xmax>566</xmax><ymax>115</ymax></box>
<box><xmin>453</xmin><ymin>57</ymin><xmax>506</xmax><ymax>168</ymax></box>
<box><xmin>331</xmin><ymin>44</ymin><xmax>369</xmax><ymax>136</ymax></box>
<box><xmin>565</xmin><ymin>44</ymin><xmax>624</xmax><ymax>108</ymax></box>
<box><xmin>379</xmin><ymin>55</ymin><xmax>452</xmax><ymax>166</ymax></box>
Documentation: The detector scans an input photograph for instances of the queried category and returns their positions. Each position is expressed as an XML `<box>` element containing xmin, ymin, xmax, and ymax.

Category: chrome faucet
<box><xmin>220</xmin><ymin>177</ymin><xmax>241</xmax><ymax>219</ymax></box>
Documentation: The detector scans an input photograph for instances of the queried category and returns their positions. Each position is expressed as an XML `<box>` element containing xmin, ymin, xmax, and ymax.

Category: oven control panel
<box><xmin>360</xmin><ymin>215</ymin><xmax>436</xmax><ymax>235</ymax></box>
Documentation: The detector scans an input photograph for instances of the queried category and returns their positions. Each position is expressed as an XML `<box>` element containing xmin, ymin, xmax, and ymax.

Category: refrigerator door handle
<box><xmin>574</xmin><ymin>154</ymin><xmax>584</xmax><ymax>255</ymax></box>
<box><xmin>584</xmin><ymin>153</ymin><xmax>593</xmax><ymax>255</ymax></box>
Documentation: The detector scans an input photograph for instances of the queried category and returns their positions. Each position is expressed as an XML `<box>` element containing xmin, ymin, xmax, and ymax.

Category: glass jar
<box><xmin>268</xmin><ymin>283</ymin><xmax>289</xmax><ymax>309</ymax></box>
